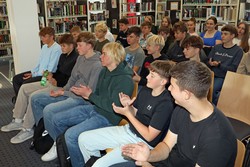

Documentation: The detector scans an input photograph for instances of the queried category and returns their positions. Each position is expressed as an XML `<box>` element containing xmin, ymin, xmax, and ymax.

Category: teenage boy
<box><xmin>207</xmin><ymin>24</ymin><xmax>243</xmax><ymax>105</ymax></box>
<box><xmin>1</xmin><ymin>34</ymin><xmax>78</xmax><ymax>144</ymax></box>
<box><xmin>133</xmin><ymin>35</ymin><xmax>166</xmax><ymax>87</ymax></box>
<box><xmin>165</xmin><ymin>21</ymin><xmax>189</xmax><ymax>63</ymax></box>
<box><xmin>139</xmin><ymin>21</ymin><xmax>154</xmax><ymax>51</ymax></box>
<box><xmin>120</xmin><ymin>61</ymin><xmax>237</xmax><ymax>167</ymax></box>
<box><xmin>31</xmin><ymin>32</ymin><xmax>102</xmax><ymax>161</ymax></box>
<box><xmin>78</xmin><ymin>60</ymin><xmax>175</xmax><ymax>167</ymax></box>
<box><xmin>70</xmin><ymin>26</ymin><xmax>81</xmax><ymax>42</ymax></box>
<box><xmin>182</xmin><ymin>35</ymin><xmax>207</xmax><ymax>63</ymax></box>
<box><xmin>158</xmin><ymin>26</ymin><xmax>174</xmax><ymax>55</ymax></box>
<box><xmin>116</xmin><ymin>17</ymin><xmax>130</xmax><ymax>48</ymax></box>
<box><xmin>94</xmin><ymin>22</ymin><xmax>110</xmax><ymax>53</ymax></box>
<box><xmin>12</xmin><ymin>27</ymin><xmax>61</xmax><ymax>101</ymax></box>
<box><xmin>125</xmin><ymin>26</ymin><xmax>145</xmax><ymax>73</ymax></box>
<box><xmin>36</xmin><ymin>42</ymin><xmax>134</xmax><ymax>167</ymax></box>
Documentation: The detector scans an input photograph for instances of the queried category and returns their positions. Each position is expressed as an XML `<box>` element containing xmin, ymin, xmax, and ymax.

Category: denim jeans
<box><xmin>44</xmin><ymin>104</ymin><xmax>112</xmax><ymax>167</ymax></box>
<box><xmin>212</xmin><ymin>77</ymin><xmax>224</xmax><ymax>106</ymax></box>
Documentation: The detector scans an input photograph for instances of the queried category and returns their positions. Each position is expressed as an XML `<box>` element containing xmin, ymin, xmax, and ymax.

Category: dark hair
<box><xmin>70</xmin><ymin>26</ymin><xmax>81</xmax><ymax>33</ymax></box>
<box><xmin>207</xmin><ymin>16</ymin><xmax>217</xmax><ymax>25</ymax></box>
<box><xmin>148</xmin><ymin>60</ymin><xmax>175</xmax><ymax>79</ymax></box>
<box><xmin>238</xmin><ymin>22</ymin><xmax>250</xmax><ymax>52</ymax></box>
<box><xmin>76</xmin><ymin>32</ymin><xmax>96</xmax><ymax>48</ymax></box>
<box><xmin>158</xmin><ymin>27</ymin><xmax>171</xmax><ymax>35</ymax></box>
<box><xmin>127</xmin><ymin>26</ymin><xmax>141</xmax><ymax>37</ymax></box>
<box><xmin>221</xmin><ymin>24</ymin><xmax>237</xmax><ymax>37</ymax></box>
<box><xmin>189</xmin><ymin>17</ymin><xmax>196</xmax><ymax>24</ymax></box>
<box><xmin>141</xmin><ymin>21</ymin><xmax>152</xmax><ymax>29</ymax></box>
<box><xmin>182</xmin><ymin>36</ymin><xmax>203</xmax><ymax>49</ymax></box>
<box><xmin>58</xmin><ymin>34</ymin><xmax>75</xmax><ymax>45</ymax></box>
<box><xmin>119</xmin><ymin>17</ymin><xmax>129</xmax><ymax>25</ymax></box>
<box><xmin>173</xmin><ymin>21</ymin><xmax>187</xmax><ymax>33</ymax></box>
<box><xmin>39</xmin><ymin>27</ymin><xmax>55</xmax><ymax>37</ymax></box>
<box><xmin>170</xmin><ymin>61</ymin><xmax>212</xmax><ymax>99</ymax></box>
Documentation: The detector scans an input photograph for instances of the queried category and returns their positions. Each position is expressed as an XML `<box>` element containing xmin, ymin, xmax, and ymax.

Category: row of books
<box><xmin>122</xmin><ymin>3</ymin><xmax>140</xmax><ymax>13</ymax></box>
<box><xmin>89</xmin><ymin>2</ymin><xmax>106</xmax><ymax>11</ymax></box>
<box><xmin>121</xmin><ymin>15</ymin><xmax>154</xmax><ymax>25</ymax></box>
<box><xmin>0</xmin><ymin>5</ymin><xmax>7</xmax><ymax>16</ymax></box>
<box><xmin>89</xmin><ymin>12</ymin><xmax>105</xmax><ymax>22</ymax></box>
<box><xmin>47</xmin><ymin>2</ymin><xmax>87</xmax><ymax>17</ymax></box>
<box><xmin>183</xmin><ymin>0</ymin><xmax>237</xmax><ymax>4</ymax></box>
<box><xmin>48</xmin><ymin>20</ymin><xmax>87</xmax><ymax>34</ymax></box>
<box><xmin>183</xmin><ymin>6</ymin><xmax>237</xmax><ymax>21</ymax></box>
<box><xmin>141</xmin><ymin>2</ymin><xmax>155</xmax><ymax>11</ymax></box>
<box><xmin>0</xmin><ymin>20</ymin><xmax>9</xmax><ymax>29</ymax></box>
<box><xmin>0</xmin><ymin>34</ymin><xmax>10</xmax><ymax>43</ymax></box>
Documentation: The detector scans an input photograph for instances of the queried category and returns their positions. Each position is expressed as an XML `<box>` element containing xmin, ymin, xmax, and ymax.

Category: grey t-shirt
<box><xmin>125</xmin><ymin>46</ymin><xmax>145</xmax><ymax>71</ymax></box>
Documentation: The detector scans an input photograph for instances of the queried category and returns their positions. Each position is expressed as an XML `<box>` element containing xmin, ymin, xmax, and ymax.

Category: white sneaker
<box><xmin>1</xmin><ymin>120</ymin><xmax>22</xmax><ymax>132</ymax></box>
<box><xmin>41</xmin><ymin>143</ymin><xmax>57</xmax><ymax>161</ymax></box>
<box><xmin>10</xmin><ymin>129</ymin><xmax>34</xmax><ymax>144</ymax></box>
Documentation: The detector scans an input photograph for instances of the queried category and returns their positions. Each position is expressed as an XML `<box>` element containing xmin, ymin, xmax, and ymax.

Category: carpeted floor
<box><xmin>0</xmin><ymin>73</ymin><xmax>56</xmax><ymax>167</ymax></box>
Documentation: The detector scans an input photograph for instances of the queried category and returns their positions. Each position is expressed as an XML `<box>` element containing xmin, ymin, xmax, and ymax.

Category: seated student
<box><xmin>187</xmin><ymin>17</ymin><xmax>199</xmax><ymax>36</ymax></box>
<box><xmin>158</xmin><ymin>26</ymin><xmax>174</xmax><ymax>55</ymax></box>
<box><xmin>237</xmin><ymin>51</ymin><xmax>250</xmax><ymax>75</ymax></box>
<box><xmin>1</xmin><ymin>34</ymin><xmax>78</xmax><ymax>144</ymax></box>
<box><xmin>133</xmin><ymin>35</ymin><xmax>166</xmax><ymax>88</ymax></box>
<box><xmin>165</xmin><ymin>21</ymin><xmax>189</xmax><ymax>63</ymax></box>
<box><xmin>144</xmin><ymin>15</ymin><xmax>158</xmax><ymax>34</ymax></box>
<box><xmin>200</xmin><ymin>16</ymin><xmax>222</xmax><ymax>56</ymax></box>
<box><xmin>94</xmin><ymin>22</ymin><xmax>110</xmax><ymax>53</ymax></box>
<box><xmin>233</xmin><ymin>21</ymin><xmax>250</xmax><ymax>53</ymax></box>
<box><xmin>116</xmin><ymin>17</ymin><xmax>130</xmax><ymax>48</ymax></box>
<box><xmin>207</xmin><ymin>24</ymin><xmax>243</xmax><ymax>105</ymax></box>
<box><xmin>12</xmin><ymin>27</ymin><xmax>62</xmax><ymax>102</ymax></box>
<box><xmin>70</xmin><ymin>26</ymin><xmax>82</xmax><ymax>42</ymax></box>
<box><xmin>125</xmin><ymin>26</ymin><xmax>145</xmax><ymax>73</ymax></box>
<box><xmin>78</xmin><ymin>60</ymin><xmax>175</xmax><ymax>167</ymax></box>
<box><xmin>33</xmin><ymin>42</ymin><xmax>134</xmax><ymax>167</ymax></box>
<box><xmin>117</xmin><ymin>61</ymin><xmax>237</xmax><ymax>167</ymax></box>
<box><xmin>182</xmin><ymin>35</ymin><xmax>208</xmax><ymax>63</ymax></box>
<box><xmin>31</xmin><ymin>32</ymin><xmax>102</xmax><ymax>160</ymax></box>
<box><xmin>139</xmin><ymin>21</ymin><xmax>154</xmax><ymax>51</ymax></box>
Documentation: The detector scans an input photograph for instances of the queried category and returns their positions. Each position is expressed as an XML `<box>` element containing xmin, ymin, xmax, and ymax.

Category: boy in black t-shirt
<box><xmin>121</xmin><ymin>61</ymin><xmax>237</xmax><ymax>167</ymax></box>
<box><xmin>78</xmin><ymin>60</ymin><xmax>175</xmax><ymax>167</ymax></box>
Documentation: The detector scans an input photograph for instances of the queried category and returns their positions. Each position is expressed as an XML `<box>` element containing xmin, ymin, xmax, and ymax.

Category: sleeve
<box><xmin>169</xmin><ymin>106</ymin><xmax>182</xmax><ymax>134</ymax></box>
<box><xmin>220</xmin><ymin>48</ymin><xmax>243</xmax><ymax>72</ymax></box>
<box><xmin>236</xmin><ymin>52</ymin><xmax>248</xmax><ymax>74</ymax></box>
<box><xmin>214</xmin><ymin>31</ymin><xmax>222</xmax><ymax>40</ymax></box>
<box><xmin>63</xmin><ymin>57</ymin><xmax>80</xmax><ymax>90</ymax></box>
<box><xmin>197</xmin><ymin>138</ymin><xmax>236</xmax><ymax>167</ymax></box>
<box><xmin>134</xmin><ymin>50</ymin><xmax>146</xmax><ymax>67</ymax></box>
<box><xmin>87</xmin><ymin>64</ymin><xmax>103</xmax><ymax>91</ymax></box>
<box><xmin>89</xmin><ymin>76</ymin><xmax>134</xmax><ymax>114</ymax></box>
<box><xmin>31</xmin><ymin>46</ymin><xmax>44</xmax><ymax>76</ymax></box>
<box><xmin>46</xmin><ymin>46</ymin><xmax>62</xmax><ymax>73</ymax></box>
<box><xmin>205</xmin><ymin>47</ymin><xmax>216</xmax><ymax>68</ymax></box>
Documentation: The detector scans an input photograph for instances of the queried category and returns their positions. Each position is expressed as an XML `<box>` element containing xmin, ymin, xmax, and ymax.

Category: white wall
<box><xmin>6</xmin><ymin>0</ymin><xmax>41</xmax><ymax>74</ymax></box>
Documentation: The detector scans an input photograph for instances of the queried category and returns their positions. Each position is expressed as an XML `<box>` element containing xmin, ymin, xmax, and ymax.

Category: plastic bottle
<box><xmin>40</xmin><ymin>70</ymin><xmax>49</xmax><ymax>86</ymax></box>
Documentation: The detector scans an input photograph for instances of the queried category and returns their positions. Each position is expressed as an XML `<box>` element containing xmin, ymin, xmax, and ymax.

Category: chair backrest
<box><xmin>235</xmin><ymin>139</ymin><xmax>246</xmax><ymax>167</ymax></box>
<box><xmin>207</xmin><ymin>71</ymin><xmax>214</xmax><ymax>103</ymax></box>
<box><xmin>217</xmin><ymin>71</ymin><xmax>250</xmax><ymax>126</ymax></box>
<box><xmin>131</xmin><ymin>81</ymin><xmax>138</xmax><ymax>99</ymax></box>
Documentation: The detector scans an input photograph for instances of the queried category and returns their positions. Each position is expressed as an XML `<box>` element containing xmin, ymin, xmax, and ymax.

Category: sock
<box><xmin>15</xmin><ymin>118</ymin><xmax>22</xmax><ymax>123</ymax></box>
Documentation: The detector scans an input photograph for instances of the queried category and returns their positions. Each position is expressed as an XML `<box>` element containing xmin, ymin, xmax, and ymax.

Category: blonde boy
<box><xmin>94</xmin><ymin>22</ymin><xmax>110</xmax><ymax>52</ymax></box>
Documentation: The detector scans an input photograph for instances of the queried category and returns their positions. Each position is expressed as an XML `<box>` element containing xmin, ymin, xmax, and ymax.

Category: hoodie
<box><xmin>89</xmin><ymin>61</ymin><xmax>134</xmax><ymax>125</ymax></box>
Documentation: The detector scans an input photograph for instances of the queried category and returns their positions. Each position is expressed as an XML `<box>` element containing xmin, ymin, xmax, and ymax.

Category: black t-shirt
<box><xmin>153</xmin><ymin>106</ymin><xmax>237</xmax><ymax>167</ymax></box>
<box><xmin>129</xmin><ymin>87</ymin><xmax>175</xmax><ymax>147</ymax></box>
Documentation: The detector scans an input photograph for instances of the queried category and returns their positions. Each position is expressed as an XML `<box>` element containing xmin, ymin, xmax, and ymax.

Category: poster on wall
<box><xmin>112</xmin><ymin>19</ymin><xmax>117</xmax><ymax>29</ymax></box>
<box><xmin>112</xmin><ymin>0</ymin><xmax>117</xmax><ymax>8</ymax></box>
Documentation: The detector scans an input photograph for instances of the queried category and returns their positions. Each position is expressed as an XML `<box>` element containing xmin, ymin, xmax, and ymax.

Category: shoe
<box><xmin>1</xmin><ymin>120</ymin><xmax>22</xmax><ymax>132</ymax></box>
<box><xmin>10</xmin><ymin>128</ymin><xmax>34</xmax><ymax>144</ymax></box>
<box><xmin>41</xmin><ymin>143</ymin><xmax>57</xmax><ymax>161</ymax></box>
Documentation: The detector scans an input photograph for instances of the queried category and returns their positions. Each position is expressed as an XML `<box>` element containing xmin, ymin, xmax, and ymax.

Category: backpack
<box><xmin>30</xmin><ymin>118</ymin><xmax>54</xmax><ymax>154</ymax></box>
<box><xmin>56</xmin><ymin>133</ymin><xmax>72</xmax><ymax>167</ymax></box>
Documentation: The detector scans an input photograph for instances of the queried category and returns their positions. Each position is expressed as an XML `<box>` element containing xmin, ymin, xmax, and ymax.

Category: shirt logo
<box><xmin>147</xmin><ymin>105</ymin><xmax>152</xmax><ymax>110</ymax></box>
<box><xmin>192</xmin><ymin>145</ymin><xmax>196</xmax><ymax>149</ymax></box>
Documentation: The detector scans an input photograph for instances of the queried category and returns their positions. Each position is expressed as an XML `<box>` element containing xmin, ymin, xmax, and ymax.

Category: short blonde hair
<box><xmin>95</xmin><ymin>22</ymin><xmax>108</xmax><ymax>33</ymax></box>
<box><xmin>102</xmin><ymin>42</ymin><xmax>125</xmax><ymax>65</ymax></box>
<box><xmin>146</xmin><ymin>35</ymin><xmax>165</xmax><ymax>51</ymax></box>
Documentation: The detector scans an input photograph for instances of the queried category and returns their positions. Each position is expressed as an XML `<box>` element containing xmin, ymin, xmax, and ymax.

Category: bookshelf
<box><xmin>88</xmin><ymin>0</ymin><xmax>106</xmax><ymax>32</ymax></box>
<box><xmin>0</xmin><ymin>0</ymin><xmax>12</xmax><ymax>61</ymax></box>
<box><xmin>119</xmin><ymin>0</ymin><xmax>156</xmax><ymax>26</ymax></box>
<box><xmin>156</xmin><ymin>0</ymin><xmax>167</xmax><ymax>26</ymax></box>
<box><xmin>44</xmin><ymin>0</ymin><xmax>107</xmax><ymax>35</ymax></box>
<box><xmin>180</xmin><ymin>0</ymin><xmax>240</xmax><ymax>33</ymax></box>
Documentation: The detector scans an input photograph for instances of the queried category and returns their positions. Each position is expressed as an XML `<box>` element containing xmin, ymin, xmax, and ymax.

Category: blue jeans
<box><xmin>44</xmin><ymin>104</ymin><xmax>112</xmax><ymax>167</ymax></box>
<box><xmin>212</xmin><ymin>77</ymin><xmax>224</xmax><ymax>106</ymax></box>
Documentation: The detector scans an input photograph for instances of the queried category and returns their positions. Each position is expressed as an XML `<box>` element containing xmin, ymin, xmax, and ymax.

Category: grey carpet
<box><xmin>0</xmin><ymin>73</ymin><xmax>56</xmax><ymax>167</ymax></box>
